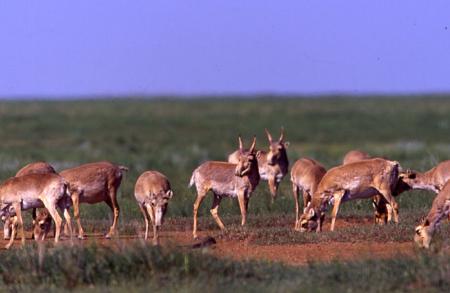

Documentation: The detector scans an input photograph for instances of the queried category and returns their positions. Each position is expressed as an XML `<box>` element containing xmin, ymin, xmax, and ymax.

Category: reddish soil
<box><xmin>0</xmin><ymin>229</ymin><xmax>420</xmax><ymax>266</ymax></box>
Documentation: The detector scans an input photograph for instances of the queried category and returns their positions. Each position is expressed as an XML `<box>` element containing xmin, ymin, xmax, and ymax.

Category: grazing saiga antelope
<box><xmin>0</xmin><ymin>173</ymin><xmax>72</xmax><ymax>249</ymax></box>
<box><xmin>228</xmin><ymin>128</ymin><xmax>288</xmax><ymax>201</ymax></box>
<box><xmin>3</xmin><ymin>162</ymin><xmax>56</xmax><ymax>240</ymax></box>
<box><xmin>341</xmin><ymin>150</ymin><xmax>410</xmax><ymax>224</ymax></box>
<box><xmin>299</xmin><ymin>158</ymin><xmax>401</xmax><ymax>232</ymax></box>
<box><xmin>190</xmin><ymin>136</ymin><xmax>260</xmax><ymax>239</ymax></box>
<box><xmin>290</xmin><ymin>158</ymin><xmax>326</xmax><ymax>230</ymax></box>
<box><xmin>135</xmin><ymin>170</ymin><xmax>173</xmax><ymax>245</ymax></box>
<box><xmin>60</xmin><ymin>161</ymin><xmax>128</xmax><ymax>239</ymax></box>
<box><xmin>414</xmin><ymin>180</ymin><xmax>450</xmax><ymax>249</ymax></box>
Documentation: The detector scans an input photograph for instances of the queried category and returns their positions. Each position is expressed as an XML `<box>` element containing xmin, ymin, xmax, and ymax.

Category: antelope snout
<box><xmin>155</xmin><ymin>208</ymin><xmax>164</xmax><ymax>227</ymax></box>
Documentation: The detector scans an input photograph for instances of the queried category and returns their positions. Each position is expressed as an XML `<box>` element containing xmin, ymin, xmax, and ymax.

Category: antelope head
<box><xmin>265</xmin><ymin>128</ymin><xmax>289</xmax><ymax>165</ymax></box>
<box><xmin>235</xmin><ymin>136</ymin><xmax>257</xmax><ymax>177</ymax></box>
<box><xmin>33</xmin><ymin>209</ymin><xmax>52</xmax><ymax>241</ymax></box>
<box><xmin>298</xmin><ymin>206</ymin><xmax>321</xmax><ymax>232</ymax></box>
<box><xmin>150</xmin><ymin>190</ymin><xmax>173</xmax><ymax>227</ymax></box>
<box><xmin>414</xmin><ymin>217</ymin><xmax>432</xmax><ymax>249</ymax></box>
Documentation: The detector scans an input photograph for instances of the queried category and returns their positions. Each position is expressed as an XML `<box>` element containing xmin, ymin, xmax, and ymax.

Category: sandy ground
<box><xmin>0</xmin><ymin>226</ymin><xmax>424</xmax><ymax>266</ymax></box>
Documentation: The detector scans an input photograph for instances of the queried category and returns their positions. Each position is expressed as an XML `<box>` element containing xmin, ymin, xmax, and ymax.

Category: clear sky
<box><xmin>1</xmin><ymin>1</ymin><xmax>450</xmax><ymax>98</ymax></box>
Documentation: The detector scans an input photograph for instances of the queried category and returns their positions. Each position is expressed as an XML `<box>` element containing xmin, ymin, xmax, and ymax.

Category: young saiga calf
<box><xmin>134</xmin><ymin>170</ymin><xmax>173</xmax><ymax>245</ymax></box>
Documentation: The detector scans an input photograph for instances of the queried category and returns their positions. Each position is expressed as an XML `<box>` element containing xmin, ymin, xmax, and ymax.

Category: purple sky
<box><xmin>1</xmin><ymin>1</ymin><xmax>450</xmax><ymax>98</ymax></box>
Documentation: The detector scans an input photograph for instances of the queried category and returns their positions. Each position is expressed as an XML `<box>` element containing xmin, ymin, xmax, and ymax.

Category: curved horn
<box><xmin>265</xmin><ymin>128</ymin><xmax>273</xmax><ymax>143</ymax></box>
<box><xmin>238</xmin><ymin>135</ymin><xmax>244</xmax><ymax>152</ymax></box>
<box><xmin>279</xmin><ymin>127</ymin><xmax>285</xmax><ymax>142</ymax></box>
<box><xmin>249</xmin><ymin>136</ymin><xmax>257</xmax><ymax>153</ymax></box>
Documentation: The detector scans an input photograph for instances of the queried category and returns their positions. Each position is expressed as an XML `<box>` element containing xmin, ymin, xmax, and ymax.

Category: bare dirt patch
<box><xmin>1</xmin><ymin>216</ymin><xmax>447</xmax><ymax>266</ymax></box>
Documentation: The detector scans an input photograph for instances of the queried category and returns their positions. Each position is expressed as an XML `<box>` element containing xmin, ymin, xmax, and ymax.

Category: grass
<box><xmin>0</xmin><ymin>96</ymin><xmax>449</xmax><ymax>291</ymax></box>
<box><xmin>1</xmin><ymin>97</ymin><xmax>449</xmax><ymax>222</ymax></box>
<box><xmin>0</xmin><ymin>242</ymin><xmax>448</xmax><ymax>292</ymax></box>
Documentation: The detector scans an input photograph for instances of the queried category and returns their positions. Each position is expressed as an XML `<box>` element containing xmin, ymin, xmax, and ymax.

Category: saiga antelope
<box><xmin>60</xmin><ymin>161</ymin><xmax>128</xmax><ymax>239</ymax></box>
<box><xmin>228</xmin><ymin>128</ymin><xmax>288</xmax><ymax>202</ymax></box>
<box><xmin>290</xmin><ymin>158</ymin><xmax>326</xmax><ymax>230</ymax></box>
<box><xmin>3</xmin><ymin>161</ymin><xmax>56</xmax><ymax>240</ymax></box>
<box><xmin>299</xmin><ymin>158</ymin><xmax>401</xmax><ymax>232</ymax></box>
<box><xmin>0</xmin><ymin>173</ymin><xmax>72</xmax><ymax>249</ymax></box>
<box><xmin>414</xmin><ymin>180</ymin><xmax>450</xmax><ymax>249</ymax></box>
<box><xmin>135</xmin><ymin>170</ymin><xmax>173</xmax><ymax>245</ymax></box>
<box><xmin>190</xmin><ymin>136</ymin><xmax>260</xmax><ymax>239</ymax></box>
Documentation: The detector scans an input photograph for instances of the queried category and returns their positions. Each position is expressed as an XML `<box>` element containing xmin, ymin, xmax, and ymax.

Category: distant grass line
<box><xmin>0</xmin><ymin>243</ymin><xmax>448</xmax><ymax>292</ymax></box>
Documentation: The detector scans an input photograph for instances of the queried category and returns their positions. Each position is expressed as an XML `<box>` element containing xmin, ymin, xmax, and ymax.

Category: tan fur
<box><xmin>342</xmin><ymin>151</ymin><xmax>410</xmax><ymax>224</ymax></box>
<box><xmin>290</xmin><ymin>158</ymin><xmax>326</xmax><ymax>230</ymax></box>
<box><xmin>15</xmin><ymin>162</ymin><xmax>56</xmax><ymax>177</ymax></box>
<box><xmin>414</xmin><ymin>181</ymin><xmax>450</xmax><ymax>249</ymax></box>
<box><xmin>134</xmin><ymin>170</ymin><xmax>173</xmax><ymax>245</ymax></box>
<box><xmin>299</xmin><ymin>158</ymin><xmax>401</xmax><ymax>232</ymax></box>
<box><xmin>228</xmin><ymin>128</ymin><xmax>288</xmax><ymax>201</ymax></box>
<box><xmin>401</xmin><ymin>160</ymin><xmax>450</xmax><ymax>194</ymax></box>
<box><xmin>60</xmin><ymin>161</ymin><xmax>128</xmax><ymax>239</ymax></box>
<box><xmin>33</xmin><ymin>208</ymin><xmax>53</xmax><ymax>241</ymax></box>
<box><xmin>342</xmin><ymin>150</ymin><xmax>370</xmax><ymax>165</ymax></box>
<box><xmin>0</xmin><ymin>173</ymin><xmax>72</xmax><ymax>249</ymax></box>
<box><xmin>191</xmin><ymin>136</ymin><xmax>260</xmax><ymax>239</ymax></box>
<box><xmin>3</xmin><ymin>162</ymin><xmax>56</xmax><ymax>241</ymax></box>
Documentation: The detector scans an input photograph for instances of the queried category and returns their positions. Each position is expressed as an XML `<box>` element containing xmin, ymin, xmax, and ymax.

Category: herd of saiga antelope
<box><xmin>0</xmin><ymin>129</ymin><xmax>449</xmax><ymax>250</ymax></box>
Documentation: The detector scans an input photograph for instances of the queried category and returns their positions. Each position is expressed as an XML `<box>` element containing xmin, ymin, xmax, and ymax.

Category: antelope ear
<box><xmin>423</xmin><ymin>219</ymin><xmax>430</xmax><ymax>226</ymax></box>
<box><xmin>256</xmin><ymin>150</ymin><xmax>262</xmax><ymax>159</ymax></box>
<box><xmin>308</xmin><ymin>208</ymin><xmax>315</xmax><ymax>218</ymax></box>
<box><xmin>415</xmin><ymin>226</ymin><xmax>421</xmax><ymax>235</ymax></box>
<box><xmin>165</xmin><ymin>190</ymin><xmax>173</xmax><ymax>199</ymax></box>
<box><xmin>283</xmin><ymin>141</ymin><xmax>290</xmax><ymax>148</ymax></box>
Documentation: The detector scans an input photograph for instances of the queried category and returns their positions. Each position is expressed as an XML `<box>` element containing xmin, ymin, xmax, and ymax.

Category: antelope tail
<box><xmin>188</xmin><ymin>170</ymin><xmax>196</xmax><ymax>188</ymax></box>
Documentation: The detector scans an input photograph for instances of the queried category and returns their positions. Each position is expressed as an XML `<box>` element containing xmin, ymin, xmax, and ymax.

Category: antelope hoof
<box><xmin>78</xmin><ymin>235</ymin><xmax>85</xmax><ymax>240</ymax></box>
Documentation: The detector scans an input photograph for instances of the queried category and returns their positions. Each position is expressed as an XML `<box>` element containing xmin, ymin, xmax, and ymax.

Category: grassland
<box><xmin>0</xmin><ymin>97</ymin><xmax>449</xmax><ymax>291</ymax></box>
<box><xmin>0</xmin><ymin>243</ymin><xmax>448</xmax><ymax>292</ymax></box>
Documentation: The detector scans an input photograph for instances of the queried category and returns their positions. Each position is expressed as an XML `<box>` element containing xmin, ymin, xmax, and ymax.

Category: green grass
<box><xmin>0</xmin><ymin>97</ymin><xmax>449</xmax><ymax>291</ymax></box>
<box><xmin>0</xmin><ymin>243</ymin><xmax>448</xmax><ymax>292</ymax></box>
<box><xmin>1</xmin><ymin>97</ymin><xmax>449</xmax><ymax>222</ymax></box>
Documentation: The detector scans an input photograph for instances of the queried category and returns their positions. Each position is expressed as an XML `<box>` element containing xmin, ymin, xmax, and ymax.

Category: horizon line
<box><xmin>1</xmin><ymin>91</ymin><xmax>450</xmax><ymax>101</ymax></box>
